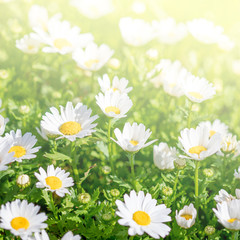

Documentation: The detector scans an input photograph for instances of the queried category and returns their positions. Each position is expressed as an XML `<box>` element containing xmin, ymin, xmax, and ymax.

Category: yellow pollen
<box><xmin>130</xmin><ymin>140</ymin><xmax>139</xmax><ymax>146</ymax></box>
<box><xmin>228</xmin><ymin>218</ymin><xmax>240</xmax><ymax>223</ymax></box>
<box><xmin>209</xmin><ymin>130</ymin><xmax>216</xmax><ymax>137</ymax></box>
<box><xmin>53</xmin><ymin>38</ymin><xmax>72</xmax><ymax>50</ymax></box>
<box><xmin>11</xmin><ymin>217</ymin><xmax>29</xmax><ymax>230</ymax></box>
<box><xmin>105</xmin><ymin>106</ymin><xmax>120</xmax><ymax>115</ymax></box>
<box><xmin>189</xmin><ymin>145</ymin><xmax>207</xmax><ymax>156</ymax></box>
<box><xmin>133</xmin><ymin>211</ymin><xmax>151</xmax><ymax>226</ymax></box>
<box><xmin>59</xmin><ymin>121</ymin><xmax>82</xmax><ymax>135</ymax></box>
<box><xmin>188</xmin><ymin>92</ymin><xmax>203</xmax><ymax>100</ymax></box>
<box><xmin>84</xmin><ymin>59</ymin><xmax>100</xmax><ymax>68</ymax></box>
<box><xmin>27</xmin><ymin>45</ymin><xmax>35</xmax><ymax>50</ymax></box>
<box><xmin>45</xmin><ymin>176</ymin><xmax>62</xmax><ymax>190</ymax></box>
<box><xmin>9</xmin><ymin>146</ymin><xmax>26</xmax><ymax>158</ymax></box>
<box><xmin>181</xmin><ymin>214</ymin><xmax>192</xmax><ymax>220</ymax></box>
<box><xmin>112</xmin><ymin>88</ymin><xmax>118</xmax><ymax>92</ymax></box>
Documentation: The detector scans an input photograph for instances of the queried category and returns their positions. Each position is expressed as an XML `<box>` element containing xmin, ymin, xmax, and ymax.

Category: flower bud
<box><xmin>108</xmin><ymin>58</ymin><xmax>120</xmax><ymax>70</ymax></box>
<box><xmin>204</xmin><ymin>225</ymin><xmax>215</xmax><ymax>236</ymax></box>
<box><xmin>203</xmin><ymin>168</ymin><xmax>214</xmax><ymax>178</ymax></box>
<box><xmin>175</xmin><ymin>158</ymin><xmax>186</xmax><ymax>169</ymax></box>
<box><xmin>146</xmin><ymin>48</ymin><xmax>159</xmax><ymax>61</ymax></box>
<box><xmin>162</xmin><ymin>186</ymin><xmax>173</xmax><ymax>196</ymax></box>
<box><xmin>19</xmin><ymin>105</ymin><xmax>30</xmax><ymax>114</ymax></box>
<box><xmin>102</xmin><ymin>165</ymin><xmax>111</xmax><ymax>175</ymax></box>
<box><xmin>0</xmin><ymin>69</ymin><xmax>9</xmax><ymax>79</ymax></box>
<box><xmin>102</xmin><ymin>212</ymin><xmax>112</xmax><ymax>221</ymax></box>
<box><xmin>17</xmin><ymin>174</ymin><xmax>30</xmax><ymax>188</ymax></box>
<box><xmin>78</xmin><ymin>193</ymin><xmax>91</xmax><ymax>204</ymax></box>
<box><xmin>110</xmin><ymin>189</ymin><xmax>120</xmax><ymax>197</ymax></box>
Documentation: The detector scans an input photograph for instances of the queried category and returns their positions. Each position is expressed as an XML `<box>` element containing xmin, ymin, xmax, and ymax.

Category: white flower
<box><xmin>61</xmin><ymin>231</ymin><xmax>81</xmax><ymax>240</ymax></box>
<box><xmin>115</xmin><ymin>190</ymin><xmax>171</xmax><ymax>239</ymax></box>
<box><xmin>236</xmin><ymin>189</ymin><xmax>240</xmax><ymax>199</ymax></box>
<box><xmin>28</xmin><ymin>5</ymin><xmax>48</xmax><ymax>31</ymax></box>
<box><xmin>213</xmin><ymin>199</ymin><xmax>240</xmax><ymax>230</ymax></box>
<box><xmin>16</xmin><ymin>34</ymin><xmax>41</xmax><ymax>54</ymax></box>
<box><xmin>95</xmin><ymin>91</ymin><xmax>132</xmax><ymax>119</ymax></box>
<box><xmin>111</xmin><ymin>122</ymin><xmax>157</xmax><ymax>152</ymax></box>
<box><xmin>98</xmin><ymin>74</ymin><xmax>132</xmax><ymax>94</ymax></box>
<box><xmin>217</xmin><ymin>35</ymin><xmax>235</xmax><ymax>51</ymax></box>
<box><xmin>187</xmin><ymin>18</ymin><xmax>224</xmax><ymax>44</ymax></box>
<box><xmin>152</xmin><ymin>18</ymin><xmax>187</xmax><ymax>44</ymax></box>
<box><xmin>0</xmin><ymin>114</ymin><xmax>8</xmax><ymax>135</ymax></box>
<box><xmin>198</xmin><ymin>119</ymin><xmax>228</xmax><ymax>139</ymax></box>
<box><xmin>35</xmin><ymin>165</ymin><xmax>74</xmax><ymax>197</ymax></box>
<box><xmin>146</xmin><ymin>48</ymin><xmax>159</xmax><ymax>61</ymax></box>
<box><xmin>72</xmin><ymin>42</ymin><xmax>114</xmax><ymax>71</ymax></box>
<box><xmin>175</xmin><ymin>203</ymin><xmax>197</xmax><ymax>229</ymax></box>
<box><xmin>70</xmin><ymin>0</ymin><xmax>114</xmax><ymax>19</ymax></box>
<box><xmin>35</xmin><ymin>18</ymin><xmax>94</xmax><ymax>54</ymax></box>
<box><xmin>119</xmin><ymin>17</ymin><xmax>155</xmax><ymax>47</ymax></box>
<box><xmin>183</xmin><ymin>74</ymin><xmax>216</xmax><ymax>103</ymax></box>
<box><xmin>131</xmin><ymin>1</ymin><xmax>146</xmax><ymax>14</ymax></box>
<box><xmin>0</xmin><ymin>140</ymin><xmax>15</xmax><ymax>171</ymax></box>
<box><xmin>179</xmin><ymin>125</ymin><xmax>222</xmax><ymax>161</ymax></box>
<box><xmin>214</xmin><ymin>189</ymin><xmax>235</xmax><ymax>204</ymax></box>
<box><xmin>17</xmin><ymin>174</ymin><xmax>30</xmax><ymax>187</ymax></box>
<box><xmin>221</xmin><ymin>133</ymin><xmax>238</xmax><ymax>153</ymax></box>
<box><xmin>4</xmin><ymin>129</ymin><xmax>41</xmax><ymax>162</ymax></box>
<box><xmin>0</xmin><ymin>199</ymin><xmax>47</xmax><ymax>239</ymax></box>
<box><xmin>234</xmin><ymin>167</ymin><xmax>240</xmax><ymax>179</ymax></box>
<box><xmin>153</xmin><ymin>142</ymin><xmax>177</xmax><ymax>170</ymax></box>
<box><xmin>40</xmin><ymin>101</ymin><xmax>98</xmax><ymax>142</ymax></box>
<box><xmin>30</xmin><ymin>229</ymin><xmax>49</xmax><ymax>240</ymax></box>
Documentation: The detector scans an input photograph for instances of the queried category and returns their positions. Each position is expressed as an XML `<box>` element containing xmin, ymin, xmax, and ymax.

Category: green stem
<box><xmin>195</xmin><ymin>161</ymin><xmax>200</xmax><ymax>211</ymax></box>
<box><xmin>128</xmin><ymin>153</ymin><xmax>136</xmax><ymax>189</ymax></box>
<box><xmin>49</xmin><ymin>192</ymin><xmax>57</xmax><ymax>218</ymax></box>
<box><xmin>71</xmin><ymin>141</ymin><xmax>81</xmax><ymax>191</ymax></box>
<box><xmin>187</xmin><ymin>102</ymin><xmax>193</xmax><ymax>128</ymax></box>
<box><xmin>108</xmin><ymin>118</ymin><xmax>114</xmax><ymax>173</ymax></box>
<box><xmin>232</xmin><ymin>231</ymin><xmax>239</xmax><ymax>240</ymax></box>
<box><xmin>172</xmin><ymin>170</ymin><xmax>180</xmax><ymax>201</ymax></box>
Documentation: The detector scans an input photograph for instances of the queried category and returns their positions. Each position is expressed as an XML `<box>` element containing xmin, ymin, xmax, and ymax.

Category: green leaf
<box><xmin>44</xmin><ymin>151</ymin><xmax>72</xmax><ymax>162</ymax></box>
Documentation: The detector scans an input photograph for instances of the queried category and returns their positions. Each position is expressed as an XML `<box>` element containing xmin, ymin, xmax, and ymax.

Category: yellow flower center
<box><xmin>59</xmin><ymin>121</ymin><xmax>82</xmax><ymax>135</ymax></box>
<box><xmin>45</xmin><ymin>176</ymin><xmax>62</xmax><ymax>190</ymax></box>
<box><xmin>189</xmin><ymin>145</ymin><xmax>207</xmax><ymax>156</ymax></box>
<box><xmin>84</xmin><ymin>59</ymin><xmax>100</xmax><ymax>68</ymax></box>
<box><xmin>133</xmin><ymin>211</ymin><xmax>151</xmax><ymax>226</ymax></box>
<box><xmin>209</xmin><ymin>130</ymin><xmax>216</xmax><ymax>137</ymax></box>
<box><xmin>188</xmin><ymin>92</ymin><xmax>203</xmax><ymax>100</ymax></box>
<box><xmin>27</xmin><ymin>45</ymin><xmax>35</xmax><ymax>50</ymax></box>
<box><xmin>130</xmin><ymin>140</ymin><xmax>139</xmax><ymax>146</ymax></box>
<box><xmin>228</xmin><ymin>218</ymin><xmax>240</xmax><ymax>223</ymax></box>
<box><xmin>9</xmin><ymin>146</ymin><xmax>26</xmax><ymax>158</ymax></box>
<box><xmin>105</xmin><ymin>106</ymin><xmax>120</xmax><ymax>115</ymax></box>
<box><xmin>181</xmin><ymin>214</ymin><xmax>192</xmax><ymax>220</ymax></box>
<box><xmin>53</xmin><ymin>38</ymin><xmax>72</xmax><ymax>50</ymax></box>
<box><xmin>11</xmin><ymin>217</ymin><xmax>30</xmax><ymax>230</ymax></box>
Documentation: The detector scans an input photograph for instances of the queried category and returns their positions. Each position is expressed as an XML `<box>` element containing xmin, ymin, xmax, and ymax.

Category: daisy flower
<box><xmin>40</xmin><ymin>101</ymin><xmax>98</xmax><ymax>142</ymax></box>
<box><xmin>111</xmin><ymin>122</ymin><xmax>157</xmax><ymax>152</ymax></box>
<box><xmin>175</xmin><ymin>203</ymin><xmax>197</xmax><ymax>229</ymax></box>
<box><xmin>70</xmin><ymin>0</ymin><xmax>114</xmax><ymax>19</ymax></box>
<box><xmin>221</xmin><ymin>133</ymin><xmax>238</xmax><ymax>153</ymax></box>
<box><xmin>213</xmin><ymin>199</ymin><xmax>240</xmax><ymax>230</ymax></box>
<box><xmin>115</xmin><ymin>190</ymin><xmax>171</xmax><ymax>239</ymax></box>
<box><xmin>198</xmin><ymin>119</ymin><xmax>228</xmax><ymax>139</ymax></box>
<box><xmin>0</xmin><ymin>114</ymin><xmax>8</xmax><ymax>135</ymax></box>
<box><xmin>16</xmin><ymin>34</ymin><xmax>41</xmax><ymax>54</ymax></box>
<box><xmin>153</xmin><ymin>142</ymin><xmax>178</xmax><ymax>170</ymax></box>
<box><xmin>179</xmin><ymin>125</ymin><xmax>222</xmax><ymax>161</ymax></box>
<box><xmin>95</xmin><ymin>91</ymin><xmax>133</xmax><ymax>119</ymax></box>
<box><xmin>61</xmin><ymin>231</ymin><xmax>81</xmax><ymax>240</ymax></box>
<box><xmin>34</xmin><ymin>164</ymin><xmax>74</xmax><ymax>197</ymax></box>
<box><xmin>98</xmin><ymin>74</ymin><xmax>132</xmax><ymax>94</ymax></box>
<box><xmin>31</xmin><ymin>229</ymin><xmax>49</xmax><ymax>240</ymax></box>
<box><xmin>214</xmin><ymin>189</ymin><xmax>235</xmax><ymax>204</ymax></box>
<box><xmin>119</xmin><ymin>17</ymin><xmax>155</xmax><ymax>47</ymax></box>
<box><xmin>28</xmin><ymin>5</ymin><xmax>48</xmax><ymax>31</ymax></box>
<box><xmin>4</xmin><ymin>129</ymin><xmax>41</xmax><ymax>162</ymax></box>
<box><xmin>183</xmin><ymin>74</ymin><xmax>216</xmax><ymax>103</ymax></box>
<box><xmin>0</xmin><ymin>140</ymin><xmax>15</xmax><ymax>171</ymax></box>
<box><xmin>72</xmin><ymin>42</ymin><xmax>114</xmax><ymax>71</ymax></box>
<box><xmin>152</xmin><ymin>18</ymin><xmax>187</xmax><ymax>44</ymax></box>
<box><xmin>0</xmin><ymin>199</ymin><xmax>47</xmax><ymax>239</ymax></box>
<box><xmin>34</xmin><ymin>18</ymin><xmax>94</xmax><ymax>55</ymax></box>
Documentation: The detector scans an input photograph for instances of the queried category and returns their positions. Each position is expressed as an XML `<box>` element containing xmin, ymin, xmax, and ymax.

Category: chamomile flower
<box><xmin>0</xmin><ymin>114</ymin><xmax>8</xmax><ymax>135</ymax></box>
<box><xmin>72</xmin><ymin>42</ymin><xmax>114</xmax><ymax>71</ymax></box>
<box><xmin>213</xmin><ymin>199</ymin><xmax>240</xmax><ymax>230</ymax></box>
<box><xmin>111</xmin><ymin>122</ymin><xmax>157</xmax><ymax>152</ymax></box>
<box><xmin>153</xmin><ymin>142</ymin><xmax>178</xmax><ymax>170</ymax></box>
<box><xmin>31</xmin><ymin>229</ymin><xmax>49</xmax><ymax>240</ymax></box>
<box><xmin>115</xmin><ymin>190</ymin><xmax>171</xmax><ymax>238</ymax></box>
<box><xmin>71</xmin><ymin>0</ymin><xmax>114</xmax><ymax>19</ymax></box>
<box><xmin>96</xmin><ymin>91</ymin><xmax>133</xmax><ymax>119</ymax></box>
<box><xmin>175</xmin><ymin>204</ymin><xmax>197</xmax><ymax>229</ymax></box>
<box><xmin>179</xmin><ymin>125</ymin><xmax>222</xmax><ymax>161</ymax></box>
<box><xmin>98</xmin><ymin>74</ymin><xmax>132</xmax><ymax>94</ymax></box>
<box><xmin>152</xmin><ymin>18</ymin><xmax>187</xmax><ymax>44</ymax></box>
<box><xmin>221</xmin><ymin>133</ymin><xmax>238</xmax><ymax>153</ymax></box>
<box><xmin>214</xmin><ymin>189</ymin><xmax>235</xmax><ymax>203</ymax></box>
<box><xmin>16</xmin><ymin>34</ymin><xmax>41</xmax><ymax>54</ymax></box>
<box><xmin>183</xmin><ymin>74</ymin><xmax>216</xmax><ymax>103</ymax></box>
<box><xmin>40</xmin><ymin>101</ymin><xmax>98</xmax><ymax>142</ymax></box>
<box><xmin>198</xmin><ymin>119</ymin><xmax>228</xmax><ymax>139</ymax></box>
<box><xmin>28</xmin><ymin>5</ymin><xmax>48</xmax><ymax>31</ymax></box>
<box><xmin>187</xmin><ymin>18</ymin><xmax>224</xmax><ymax>44</ymax></box>
<box><xmin>35</xmin><ymin>18</ymin><xmax>93</xmax><ymax>54</ymax></box>
<box><xmin>4</xmin><ymin>129</ymin><xmax>41</xmax><ymax>162</ymax></box>
<box><xmin>119</xmin><ymin>17</ymin><xmax>155</xmax><ymax>47</ymax></box>
<box><xmin>0</xmin><ymin>199</ymin><xmax>47</xmax><ymax>239</ymax></box>
<box><xmin>61</xmin><ymin>231</ymin><xmax>81</xmax><ymax>240</ymax></box>
<box><xmin>0</xmin><ymin>140</ymin><xmax>15</xmax><ymax>171</ymax></box>
<box><xmin>34</xmin><ymin>165</ymin><xmax>74</xmax><ymax>197</ymax></box>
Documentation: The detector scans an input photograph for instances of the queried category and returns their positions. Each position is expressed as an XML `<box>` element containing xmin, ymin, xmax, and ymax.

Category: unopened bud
<box><xmin>203</xmin><ymin>168</ymin><xmax>214</xmax><ymax>178</ymax></box>
<box><xmin>108</xmin><ymin>58</ymin><xmax>121</xmax><ymax>70</ymax></box>
<box><xmin>19</xmin><ymin>105</ymin><xmax>30</xmax><ymax>114</ymax></box>
<box><xmin>204</xmin><ymin>225</ymin><xmax>215</xmax><ymax>236</ymax></box>
<box><xmin>162</xmin><ymin>186</ymin><xmax>173</xmax><ymax>196</ymax></box>
<box><xmin>78</xmin><ymin>193</ymin><xmax>91</xmax><ymax>204</ymax></box>
<box><xmin>102</xmin><ymin>212</ymin><xmax>112</xmax><ymax>221</ymax></box>
<box><xmin>175</xmin><ymin>158</ymin><xmax>186</xmax><ymax>169</ymax></box>
<box><xmin>110</xmin><ymin>189</ymin><xmax>120</xmax><ymax>197</ymax></box>
<box><xmin>17</xmin><ymin>174</ymin><xmax>30</xmax><ymax>188</ymax></box>
<box><xmin>102</xmin><ymin>165</ymin><xmax>111</xmax><ymax>175</ymax></box>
